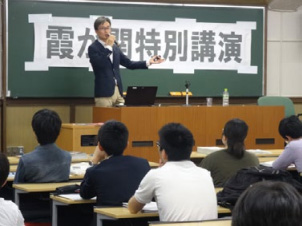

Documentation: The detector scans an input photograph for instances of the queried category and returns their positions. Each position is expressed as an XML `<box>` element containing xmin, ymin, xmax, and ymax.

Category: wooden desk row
<box><xmin>149</xmin><ymin>219</ymin><xmax>231</xmax><ymax>226</ymax></box>
<box><xmin>13</xmin><ymin>183</ymin><xmax>230</xmax><ymax>226</ymax></box>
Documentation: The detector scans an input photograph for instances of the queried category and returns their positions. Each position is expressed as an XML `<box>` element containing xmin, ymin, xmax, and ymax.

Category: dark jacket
<box><xmin>80</xmin><ymin>155</ymin><xmax>150</xmax><ymax>206</ymax></box>
<box><xmin>88</xmin><ymin>40</ymin><xmax>148</xmax><ymax>98</ymax></box>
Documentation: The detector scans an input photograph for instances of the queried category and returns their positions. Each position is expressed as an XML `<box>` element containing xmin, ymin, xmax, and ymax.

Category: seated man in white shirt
<box><xmin>128</xmin><ymin>123</ymin><xmax>218</xmax><ymax>222</ymax></box>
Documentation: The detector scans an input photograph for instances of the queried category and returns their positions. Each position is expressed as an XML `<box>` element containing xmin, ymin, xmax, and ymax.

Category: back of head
<box><xmin>158</xmin><ymin>123</ymin><xmax>194</xmax><ymax>161</ymax></box>
<box><xmin>232</xmin><ymin>181</ymin><xmax>302</xmax><ymax>226</ymax></box>
<box><xmin>223</xmin><ymin>118</ymin><xmax>248</xmax><ymax>159</ymax></box>
<box><xmin>0</xmin><ymin>153</ymin><xmax>9</xmax><ymax>187</ymax></box>
<box><xmin>98</xmin><ymin>120</ymin><xmax>128</xmax><ymax>156</ymax></box>
<box><xmin>32</xmin><ymin>109</ymin><xmax>62</xmax><ymax>145</ymax></box>
<box><xmin>279</xmin><ymin>115</ymin><xmax>302</xmax><ymax>140</ymax></box>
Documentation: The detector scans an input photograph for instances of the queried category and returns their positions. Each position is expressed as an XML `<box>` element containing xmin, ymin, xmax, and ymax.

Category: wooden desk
<box><xmin>13</xmin><ymin>182</ymin><xmax>81</xmax><ymax>206</ymax></box>
<box><xmin>93</xmin><ymin>106</ymin><xmax>284</xmax><ymax>162</ymax></box>
<box><xmin>10</xmin><ymin>165</ymin><xmax>17</xmax><ymax>172</ymax></box>
<box><xmin>258</xmin><ymin>157</ymin><xmax>278</xmax><ymax>163</ymax></box>
<box><xmin>8</xmin><ymin>156</ymin><xmax>92</xmax><ymax>167</ymax></box>
<box><xmin>149</xmin><ymin>219</ymin><xmax>231</xmax><ymax>226</ymax></box>
<box><xmin>50</xmin><ymin>187</ymin><xmax>225</xmax><ymax>226</ymax></box>
<box><xmin>94</xmin><ymin>206</ymin><xmax>231</xmax><ymax>226</ymax></box>
<box><xmin>51</xmin><ymin>195</ymin><xmax>96</xmax><ymax>226</ymax></box>
<box><xmin>190</xmin><ymin>149</ymin><xmax>284</xmax><ymax>160</ymax></box>
<box><xmin>149</xmin><ymin>161</ymin><xmax>160</xmax><ymax>168</ymax></box>
<box><xmin>57</xmin><ymin>123</ymin><xmax>101</xmax><ymax>154</ymax></box>
<box><xmin>8</xmin><ymin>156</ymin><xmax>20</xmax><ymax>165</ymax></box>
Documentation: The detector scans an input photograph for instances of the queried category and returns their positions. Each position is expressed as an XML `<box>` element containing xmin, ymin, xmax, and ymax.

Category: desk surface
<box><xmin>94</xmin><ymin>206</ymin><xmax>230</xmax><ymax>219</ymax></box>
<box><xmin>9</xmin><ymin>156</ymin><xmax>158</xmax><ymax>167</ymax></box>
<box><xmin>13</xmin><ymin>182</ymin><xmax>81</xmax><ymax>193</ymax></box>
<box><xmin>8</xmin><ymin>156</ymin><xmax>92</xmax><ymax>165</ymax></box>
<box><xmin>51</xmin><ymin>188</ymin><xmax>223</xmax><ymax>206</ymax></box>
<box><xmin>149</xmin><ymin>219</ymin><xmax>231</xmax><ymax>226</ymax></box>
<box><xmin>8</xmin><ymin>156</ymin><xmax>20</xmax><ymax>165</ymax></box>
<box><xmin>51</xmin><ymin>194</ymin><xmax>95</xmax><ymax>205</ymax></box>
<box><xmin>190</xmin><ymin>149</ymin><xmax>283</xmax><ymax>159</ymax></box>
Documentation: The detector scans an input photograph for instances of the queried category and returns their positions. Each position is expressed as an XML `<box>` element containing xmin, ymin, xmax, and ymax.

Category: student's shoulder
<box><xmin>204</xmin><ymin>149</ymin><xmax>227</xmax><ymax>159</ymax></box>
<box><xmin>0</xmin><ymin>198</ymin><xmax>20</xmax><ymax>212</ymax></box>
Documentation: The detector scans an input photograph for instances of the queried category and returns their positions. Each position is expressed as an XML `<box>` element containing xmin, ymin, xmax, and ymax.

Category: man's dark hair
<box><xmin>0</xmin><ymin>153</ymin><xmax>10</xmax><ymax>187</ymax></box>
<box><xmin>278</xmin><ymin>115</ymin><xmax>302</xmax><ymax>140</ymax></box>
<box><xmin>98</xmin><ymin>120</ymin><xmax>128</xmax><ymax>156</ymax></box>
<box><xmin>232</xmin><ymin>181</ymin><xmax>302</xmax><ymax>226</ymax></box>
<box><xmin>32</xmin><ymin>109</ymin><xmax>62</xmax><ymax>145</ymax></box>
<box><xmin>94</xmin><ymin>16</ymin><xmax>111</xmax><ymax>30</ymax></box>
<box><xmin>223</xmin><ymin>118</ymin><xmax>248</xmax><ymax>159</ymax></box>
<box><xmin>158</xmin><ymin>123</ymin><xmax>194</xmax><ymax>161</ymax></box>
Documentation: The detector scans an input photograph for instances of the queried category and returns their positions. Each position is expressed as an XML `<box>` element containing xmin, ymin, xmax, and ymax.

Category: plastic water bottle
<box><xmin>222</xmin><ymin>88</ymin><xmax>229</xmax><ymax>106</ymax></box>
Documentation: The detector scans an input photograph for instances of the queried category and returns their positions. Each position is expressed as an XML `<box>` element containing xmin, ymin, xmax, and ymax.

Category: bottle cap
<box><xmin>224</xmin><ymin>88</ymin><xmax>228</xmax><ymax>91</ymax></box>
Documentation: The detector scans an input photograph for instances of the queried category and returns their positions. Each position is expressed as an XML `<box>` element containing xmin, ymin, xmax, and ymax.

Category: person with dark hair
<box><xmin>80</xmin><ymin>120</ymin><xmax>150</xmax><ymax>206</ymax></box>
<box><xmin>128</xmin><ymin>123</ymin><xmax>217</xmax><ymax>222</ymax></box>
<box><xmin>14</xmin><ymin>109</ymin><xmax>71</xmax><ymax>183</ymax></box>
<box><xmin>200</xmin><ymin>118</ymin><xmax>259</xmax><ymax>187</ymax></box>
<box><xmin>0</xmin><ymin>153</ymin><xmax>24</xmax><ymax>225</ymax></box>
<box><xmin>273</xmin><ymin>115</ymin><xmax>302</xmax><ymax>172</ymax></box>
<box><xmin>90</xmin><ymin>16</ymin><xmax>164</xmax><ymax>107</ymax></box>
<box><xmin>232</xmin><ymin>180</ymin><xmax>302</xmax><ymax>226</ymax></box>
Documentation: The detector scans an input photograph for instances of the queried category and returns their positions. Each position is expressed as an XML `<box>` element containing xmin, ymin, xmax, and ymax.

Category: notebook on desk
<box><xmin>124</xmin><ymin>86</ymin><xmax>157</xmax><ymax>106</ymax></box>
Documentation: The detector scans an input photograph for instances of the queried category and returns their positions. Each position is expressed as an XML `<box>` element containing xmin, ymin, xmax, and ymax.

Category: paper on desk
<box><xmin>123</xmin><ymin>201</ymin><xmax>158</xmax><ymax>212</ymax></box>
<box><xmin>70</xmin><ymin>162</ymin><xmax>90</xmax><ymax>175</ymax></box>
<box><xmin>70</xmin><ymin>152</ymin><xmax>89</xmax><ymax>160</ymax></box>
<box><xmin>197</xmin><ymin>147</ymin><xmax>224</xmax><ymax>154</ymax></box>
<box><xmin>59</xmin><ymin>193</ymin><xmax>96</xmax><ymax>201</ymax></box>
<box><xmin>260</xmin><ymin>161</ymin><xmax>274</xmax><ymax>167</ymax></box>
<box><xmin>247</xmin><ymin>149</ymin><xmax>272</xmax><ymax>154</ymax></box>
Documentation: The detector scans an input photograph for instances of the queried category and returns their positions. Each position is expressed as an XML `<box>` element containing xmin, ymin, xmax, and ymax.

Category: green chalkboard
<box><xmin>7</xmin><ymin>0</ymin><xmax>264</xmax><ymax>98</ymax></box>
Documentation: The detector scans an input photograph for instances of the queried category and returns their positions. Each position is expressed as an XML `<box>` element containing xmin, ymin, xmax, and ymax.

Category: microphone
<box><xmin>114</xmin><ymin>40</ymin><xmax>120</xmax><ymax>47</ymax></box>
<box><xmin>185</xmin><ymin>81</ymin><xmax>191</xmax><ymax>89</ymax></box>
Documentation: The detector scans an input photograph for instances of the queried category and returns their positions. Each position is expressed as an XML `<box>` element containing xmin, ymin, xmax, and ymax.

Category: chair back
<box><xmin>257</xmin><ymin>96</ymin><xmax>295</xmax><ymax>118</ymax></box>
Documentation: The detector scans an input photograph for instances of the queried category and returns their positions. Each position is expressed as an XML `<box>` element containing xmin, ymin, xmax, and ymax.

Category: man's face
<box><xmin>95</xmin><ymin>21</ymin><xmax>111</xmax><ymax>42</ymax></box>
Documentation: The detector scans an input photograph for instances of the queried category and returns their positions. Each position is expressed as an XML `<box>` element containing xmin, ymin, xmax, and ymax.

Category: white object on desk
<box><xmin>59</xmin><ymin>193</ymin><xmax>96</xmax><ymax>201</ymax></box>
<box><xmin>247</xmin><ymin>149</ymin><xmax>272</xmax><ymax>154</ymax></box>
<box><xmin>70</xmin><ymin>162</ymin><xmax>90</xmax><ymax>175</ymax></box>
<box><xmin>123</xmin><ymin>201</ymin><xmax>158</xmax><ymax>212</ymax></box>
<box><xmin>197</xmin><ymin>147</ymin><xmax>223</xmax><ymax>154</ymax></box>
<box><xmin>260</xmin><ymin>161</ymin><xmax>274</xmax><ymax>167</ymax></box>
<box><xmin>70</xmin><ymin>151</ymin><xmax>89</xmax><ymax>160</ymax></box>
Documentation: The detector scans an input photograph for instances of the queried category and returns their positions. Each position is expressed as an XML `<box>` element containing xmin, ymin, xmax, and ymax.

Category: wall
<box><xmin>267</xmin><ymin>7</ymin><xmax>302</xmax><ymax>96</ymax></box>
<box><xmin>6</xmin><ymin>105</ymin><xmax>93</xmax><ymax>153</ymax></box>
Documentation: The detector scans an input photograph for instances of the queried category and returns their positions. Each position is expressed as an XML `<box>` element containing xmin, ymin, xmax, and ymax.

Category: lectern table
<box><xmin>93</xmin><ymin>105</ymin><xmax>284</xmax><ymax>162</ymax></box>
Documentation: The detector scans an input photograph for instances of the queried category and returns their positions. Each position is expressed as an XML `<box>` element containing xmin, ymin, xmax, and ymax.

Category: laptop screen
<box><xmin>124</xmin><ymin>86</ymin><xmax>158</xmax><ymax>106</ymax></box>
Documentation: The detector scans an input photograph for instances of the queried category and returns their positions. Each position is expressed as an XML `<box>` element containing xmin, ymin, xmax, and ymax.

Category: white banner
<box><xmin>25</xmin><ymin>14</ymin><xmax>257</xmax><ymax>74</ymax></box>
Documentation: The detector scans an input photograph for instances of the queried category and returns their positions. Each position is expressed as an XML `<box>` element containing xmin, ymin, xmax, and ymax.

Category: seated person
<box><xmin>200</xmin><ymin>118</ymin><xmax>259</xmax><ymax>187</ymax></box>
<box><xmin>80</xmin><ymin>120</ymin><xmax>150</xmax><ymax>206</ymax></box>
<box><xmin>14</xmin><ymin>109</ymin><xmax>71</xmax><ymax>183</ymax></box>
<box><xmin>272</xmin><ymin>115</ymin><xmax>302</xmax><ymax>172</ymax></box>
<box><xmin>128</xmin><ymin>123</ymin><xmax>217</xmax><ymax>222</ymax></box>
<box><xmin>0</xmin><ymin>153</ymin><xmax>24</xmax><ymax>226</ymax></box>
<box><xmin>232</xmin><ymin>180</ymin><xmax>302</xmax><ymax>226</ymax></box>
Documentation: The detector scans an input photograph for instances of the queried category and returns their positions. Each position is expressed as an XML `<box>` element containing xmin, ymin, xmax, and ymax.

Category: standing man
<box><xmin>89</xmin><ymin>17</ymin><xmax>164</xmax><ymax>107</ymax></box>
